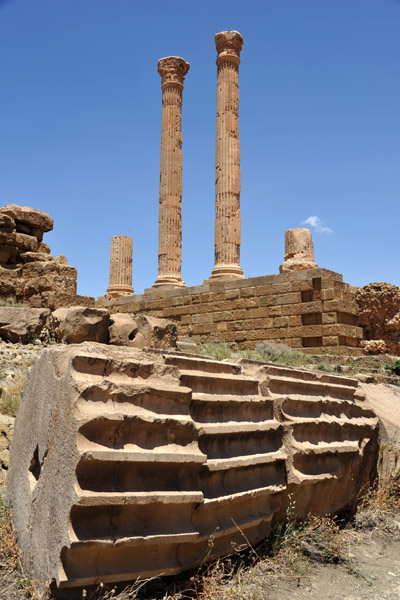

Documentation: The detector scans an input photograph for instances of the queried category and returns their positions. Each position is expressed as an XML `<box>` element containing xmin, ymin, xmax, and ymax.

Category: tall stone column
<box><xmin>153</xmin><ymin>56</ymin><xmax>189</xmax><ymax>288</ymax></box>
<box><xmin>106</xmin><ymin>235</ymin><xmax>134</xmax><ymax>298</ymax></box>
<box><xmin>209</xmin><ymin>31</ymin><xmax>244</xmax><ymax>281</ymax></box>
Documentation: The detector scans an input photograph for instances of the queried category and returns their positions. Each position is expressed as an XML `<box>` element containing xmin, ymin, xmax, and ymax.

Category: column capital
<box><xmin>158</xmin><ymin>56</ymin><xmax>190</xmax><ymax>90</ymax></box>
<box><xmin>215</xmin><ymin>30</ymin><xmax>243</xmax><ymax>66</ymax></box>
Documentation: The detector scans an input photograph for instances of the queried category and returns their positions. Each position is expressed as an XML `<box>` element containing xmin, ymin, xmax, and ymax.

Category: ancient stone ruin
<box><xmin>97</xmin><ymin>32</ymin><xmax>371</xmax><ymax>356</ymax></box>
<box><xmin>210</xmin><ymin>31</ymin><xmax>244</xmax><ymax>281</ymax></box>
<box><xmin>0</xmin><ymin>204</ymin><xmax>93</xmax><ymax>310</ymax></box>
<box><xmin>2</xmin><ymin>26</ymin><xmax>399</xmax><ymax>600</ymax></box>
<box><xmin>105</xmin><ymin>236</ymin><xmax>134</xmax><ymax>299</ymax></box>
<box><xmin>154</xmin><ymin>56</ymin><xmax>189</xmax><ymax>288</ymax></box>
<box><xmin>356</xmin><ymin>282</ymin><xmax>400</xmax><ymax>355</ymax></box>
<box><xmin>7</xmin><ymin>343</ymin><xmax>378</xmax><ymax>592</ymax></box>
<box><xmin>280</xmin><ymin>228</ymin><xmax>318</xmax><ymax>273</ymax></box>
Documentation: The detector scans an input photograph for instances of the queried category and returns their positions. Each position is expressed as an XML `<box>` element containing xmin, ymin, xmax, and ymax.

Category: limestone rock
<box><xmin>0</xmin><ymin>307</ymin><xmax>50</xmax><ymax>343</ymax></box>
<box><xmin>7</xmin><ymin>345</ymin><xmax>378</xmax><ymax>593</ymax></box>
<box><xmin>356</xmin><ymin>282</ymin><xmax>400</xmax><ymax>355</ymax></box>
<box><xmin>0</xmin><ymin>415</ymin><xmax>14</xmax><ymax>470</ymax></box>
<box><xmin>360</xmin><ymin>339</ymin><xmax>388</xmax><ymax>355</ymax></box>
<box><xmin>136</xmin><ymin>314</ymin><xmax>177</xmax><ymax>349</ymax></box>
<box><xmin>0</xmin><ymin>205</ymin><xmax>91</xmax><ymax>310</ymax></box>
<box><xmin>0</xmin><ymin>204</ymin><xmax>53</xmax><ymax>235</ymax></box>
<box><xmin>130</xmin><ymin>331</ymin><xmax>145</xmax><ymax>349</ymax></box>
<box><xmin>108</xmin><ymin>313</ymin><xmax>138</xmax><ymax>346</ymax></box>
<box><xmin>51</xmin><ymin>306</ymin><xmax>110</xmax><ymax>343</ymax></box>
<box><xmin>0</xmin><ymin>214</ymin><xmax>16</xmax><ymax>231</ymax></box>
<box><xmin>280</xmin><ymin>228</ymin><xmax>318</xmax><ymax>273</ymax></box>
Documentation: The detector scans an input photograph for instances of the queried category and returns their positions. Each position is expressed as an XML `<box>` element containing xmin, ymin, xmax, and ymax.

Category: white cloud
<box><xmin>302</xmin><ymin>216</ymin><xmax>333</xmax><ymax>235</ymax></box>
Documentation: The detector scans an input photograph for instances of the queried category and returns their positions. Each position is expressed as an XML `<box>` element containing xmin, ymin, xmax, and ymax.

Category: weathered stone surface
<box><xmin>0</xmin><ymin>205</ymin><xmax>91</xmax><ymax>309</ymax></box>
<box><xmin>0</xmin><ymin>204</ymin><xmax>53</xmax><ymax>234</ymax></box>
<box><xmin>0</xmin><ymin>214</ymin><xmax>16</xmax><ymax>231</ymax></box>
<box><xmin>356</xmin><ymin>282</ymin><xmax>400</xmax><ymax>355</ymax></box>
<box><xmin>209</xmin><ymin>31</ymin><xmax>244</xmax><ymax>281</ymax></box>
<box><xmin>280</xmin><ymin>228</ymin><xmax>318</xmax><ymax>273</ymax></box>
<box><xmin>15</xmin><ymin>233</ymin><xmax>38</xmax><ymax>253</ymax></box>
<box><xmin>106</xmin><ymin>236</ymin><xmax>134</xmax><ymax>298</ymax></box>
<box><xmin>7</xmin><ymin>345</ymin><xmax>378</xmax><ymax>592</ymax></box>
<box><xmin>20</xmin><ymin>252</ymin><xmax>57</xmax><ymax>263</ymax></box>
<box><xmin>51</xmin><ymin>306</ymin><xmax>110</xmax><ymax>344</ymax></box>
<box><xmin>0</xmin><ymin>415</ymin><xmax>14</xmax><ymax>469</ymax></box>
<box><xmin>37</xmin><ymin>242</ymin><xmax>50</xmax><ymax>254</ymax></box>
<box><xmin>0</xmin><ymin>307</ymin><xmax>50</xmax><ymax>343</ymax></box>
<box><xmin>136</xmin><ymin>314</ymin><xmax>177</xmax><ymax>349</ymax></box>
<box><xmin>360</xmin><ymin>339</ymin><xmax>388</xmax><ymax>355</ymax></box>
<box><xmin>108</xmin><ymin>313</ymin><xmax>137</xmax><ymax>346</ymax></box>
<box><xmin>153</xmin><ymin>57</ymin><xmax>189</xmax><ymax>288</ymax></box>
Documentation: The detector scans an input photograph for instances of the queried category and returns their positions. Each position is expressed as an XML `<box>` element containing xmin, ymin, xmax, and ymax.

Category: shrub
<box><xmin>385</xmin><ymin>359</ymin><xmax>400</xmax><ymax>376</ymax></box>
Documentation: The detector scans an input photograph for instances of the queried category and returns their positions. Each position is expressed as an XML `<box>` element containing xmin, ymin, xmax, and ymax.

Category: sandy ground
<box><xmin>268</xmin><ymin>528</ymin><xmax>400</xmax><ymax>600</ymax></box>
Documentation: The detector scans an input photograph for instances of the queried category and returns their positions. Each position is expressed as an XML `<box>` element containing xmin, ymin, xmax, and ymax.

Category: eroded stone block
<box><xmin>7</xmin><ymin>345</ymin><xmax>379</xmax><ymax>593</ymax></box>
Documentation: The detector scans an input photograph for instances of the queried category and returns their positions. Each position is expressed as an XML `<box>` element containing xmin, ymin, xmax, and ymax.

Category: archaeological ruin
<box><xmin>7</xmin><ymin>343</ymin><xmax>378</xmax><ymax>592</ymax></box>
<box><xmin>2</xmin><ymin>29</ymin><xmax>399</xmax><ymax>598</ymax></box>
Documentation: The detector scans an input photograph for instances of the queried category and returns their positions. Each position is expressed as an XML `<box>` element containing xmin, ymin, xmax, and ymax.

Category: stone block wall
<box><xmin>100</xmin><ymin>268</ymin><xmax>363</xmax><ymax>354</ymax></box>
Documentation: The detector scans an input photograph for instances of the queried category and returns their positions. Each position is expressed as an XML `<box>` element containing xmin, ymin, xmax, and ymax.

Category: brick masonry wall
<box><xmin>99</xmin><ymin>268</ymin><xmax>363</xmax><ymax>354</ymax></box>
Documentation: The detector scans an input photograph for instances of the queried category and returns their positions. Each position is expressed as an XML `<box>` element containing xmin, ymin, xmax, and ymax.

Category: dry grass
<box><xmin>1</xmin><ymin>362</ymin><xmax>33</xmax><ymax>417</ymax></box>
<box><xmin>184</xmin><ymin>341</ymin><xmax>312</xmax><ymax>369</ymax></box>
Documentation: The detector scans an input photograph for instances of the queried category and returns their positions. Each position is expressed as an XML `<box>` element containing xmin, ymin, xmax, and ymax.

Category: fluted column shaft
<box><xmin>210</xmin><ymin>31</ymin><xmax>244</xmax><ymax>280</ymax></box>
<box><xmin>153</xmin><ymin>56</ymin><xmax>189</xmax><ymax>287</ymax></box>
<box><xmin>106</xmin><ymin>235</ymin><xmax>134</xmax><ymax>298</ymax></box>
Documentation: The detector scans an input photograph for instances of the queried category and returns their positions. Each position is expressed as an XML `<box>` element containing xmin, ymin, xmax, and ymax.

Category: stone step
<box><xmin>76</xmin><ymin>414</ymin><xmax>196</xmax><ymax>453</ymax></box>
<box><xmin>165</xmin><ymin>354</ymin><xmax>241</xmax><ymax>375</ymax></box>
<box><xmin>241</xmin><ymin>360</ymin><xmax>359</xmax><ymax>388</ymax></box>
<box><xmin>205</xmin><ymin>450</ymin><xmax>287</xmax><ymax>471</ymax></box>
<box><xmin>190</xmin><ymin>393</ymin><xmax>274</xmax><ymax>423</ymax></box>
<box><xmin>72</xmin><ymin>353</ymin><xmax>155</xmax><ymax>379</ymax></box>
<box><xmin>279</xmin><ymin>395</ymin><xmax>377</xmax><ymax>421</ymax></box>
<box><xmin>267</xmin><ymin>375</ymin><xmax>357</xmax><ymax>400</ymax></box>
<box><xmin>78</xmin><ymin>449</ymin><xmax>206</xmax><ymax>464</ymax></box>
<box><xmin>293</xmin><ymin>441</ymin><xmax>360</xmax><ymax>455</ymax></box>
<box><xmin>202</xmin><ymin>484</ymin><xmax>286</xmax><ymax>508</ymax></box>
<box><xmin>196</xmin><ymin>420</ymin><xmax>280</xmax><ymax>436</ymax></box>
<box><xmin>180</xmin><ymin>369</ymin><xmax>259</xmax><ymax>396</ymax></box>
<box><xmin>76</xmin><ymin>490</ymin><xmax>204</xmax><ymax>506</ymax></box>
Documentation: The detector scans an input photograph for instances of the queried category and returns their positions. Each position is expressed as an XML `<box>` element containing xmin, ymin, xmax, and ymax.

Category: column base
<box><xmin>207</xmin><ymin>265</ymin><xmax>245</xmax><ymax>282</ymax></box>
<box><xmin>105</xmin><ymin>285</ymin><xmax>134</xmax><ymax>299</ymax></box>
<box><xmin>152</xmin><ymin>276</ymin><xmax>186</xmax><ymax>288</ymax></box>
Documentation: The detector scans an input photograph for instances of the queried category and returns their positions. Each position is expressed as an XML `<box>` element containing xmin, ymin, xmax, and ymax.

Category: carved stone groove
<box><xmin>154</xmin><ymin>57</ymin><xmax>189</xmax><ymax>288</ymax></box>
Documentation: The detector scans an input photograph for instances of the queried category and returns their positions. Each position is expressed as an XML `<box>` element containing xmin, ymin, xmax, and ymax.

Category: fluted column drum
<box><xmin>106</xmin><ymin>235</ymin><xmax>134</xmax><ymax>298</ymax></box>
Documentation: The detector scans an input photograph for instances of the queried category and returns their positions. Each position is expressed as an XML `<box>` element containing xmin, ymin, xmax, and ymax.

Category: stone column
<box><xmin>209</xmin><ymin>31</ymin><xmax>244</xmax><ymax>281</ymax></box>
<box><xmin>106</xmin><ymin>235</ymin><xmax>134</xmax><ymax>298</ymax></box>
<box><xmin>153</xmin><ymin>56</ymin><xmax>189</xmax><ymax>288</ymax></box>
<box><xmin>279</xmin><ymin>228</ymin><xmax>318</xmax><ymax>273</ymax></box>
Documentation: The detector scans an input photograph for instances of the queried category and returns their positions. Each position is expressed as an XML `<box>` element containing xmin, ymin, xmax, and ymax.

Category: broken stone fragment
<box><xmin>0</xmin><ymin>204</ymin><xmax>53</xmax><ymax>233</ymax></box>
<box><xmin>135</xmin><ymin>314</ymin><xmax>178</xmax><ymax>349</ymax></box>
<box><xmin>0</xmin><ymin>214</ymin><xmax>16</xmax><ymax>231</ymax></box>
<box><xmin>108</xmin><ymin>313</ymin><xmax>138</xmax><ymax>346</ymax></box>
<box><xmin>279</xmin><ymin>228</ymin><xmax>318</xmax><ymax>273</ymax></box>
<box><xmin>51</xmin><ymin>306</ymin><xmax>110</xmax><ymax>343</ymax></box>
<box><xmin>0</xmin><ymin>307</ymin><xmax>51</xmax><ymax>344</ymax></box>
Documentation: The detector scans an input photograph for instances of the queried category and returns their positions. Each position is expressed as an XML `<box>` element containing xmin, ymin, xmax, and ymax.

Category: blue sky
<box><xmin>1</xmin><ymin>0</ymin><xmax>399</xmax><ymax>297</ymax></box>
